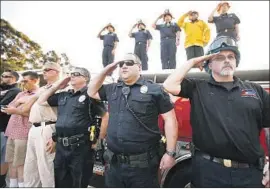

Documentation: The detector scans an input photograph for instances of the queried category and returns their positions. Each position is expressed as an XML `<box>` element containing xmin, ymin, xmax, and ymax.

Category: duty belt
<box><xmin>33</xmin><ymin>121</ymin><xmax>56</xmax><ymax>127</ymax></box>
<box><xmin>195</xmin><ymin>150</ymin><xmax>263</xmax><ymax>169</ymax></box>
<box><xmin>57</xmin><ymin>134</ymin><xmax>87</xmax><ymax>147</ymax></box>
<box><xmin>107</xmin><ymin>148</ymin><xmax>157</xmax><ymax>167</ymax></box>
<box><xmin>136</xmin><ymin>41</ymin><xmax>146</xmax><ymax>45</ymax></box>
<box><xmin>218</xmin><ymin>28</ymin><xmax>235</xmax><ymax>33</ymax></box>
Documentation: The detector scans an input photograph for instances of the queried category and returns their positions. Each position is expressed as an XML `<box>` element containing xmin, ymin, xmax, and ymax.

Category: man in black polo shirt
<box><xmin>163</xmin><ymin>36</ymin><xmax>269</xmax><ymax>187</ymax></box>
<box><xmin>88</xmin><ymin>53</ymin><xmax>178</xmax><ymax>187</ymax></box>
<box><xmin>37</xmin><ymin>67</ymin><xmax>108</xmax><ymax>188</ymax></box>
<box><xmin>0</xmin><ymin>70</ymin><xmax>21</xmax><ymax>188</ymax></box>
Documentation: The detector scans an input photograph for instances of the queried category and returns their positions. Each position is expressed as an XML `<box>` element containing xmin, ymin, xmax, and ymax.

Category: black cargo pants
<box><xmin>54</xmin><ymin>140</ymin><xmax>94</xmax><ymax>188</ymax></box>
<box><xmin>104</xmin><ymin>153</ymin><xmax>160</xmax><ymax>187</ymax></box>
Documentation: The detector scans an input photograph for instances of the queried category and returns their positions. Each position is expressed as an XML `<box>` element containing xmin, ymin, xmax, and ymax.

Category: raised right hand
<box><xmin>104</xmin><ymin>61</ymin><xmax>119</xmax><ymax>75</ymax></box>
<box><xmin>188</xmin><ymin>52</ymin><xmax>220</xmax><ymax>71</ymax></box>
<box><xmin>57</xmin><ymin>77</ymin><xmax>71</xmax><ymax>90</ymax></box>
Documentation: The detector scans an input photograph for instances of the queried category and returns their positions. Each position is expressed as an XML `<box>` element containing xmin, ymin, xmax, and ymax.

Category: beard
<box><xmin>220</xmin><ymin>68</ymin><xmax>234</xmax><ymax>76</ymax></box>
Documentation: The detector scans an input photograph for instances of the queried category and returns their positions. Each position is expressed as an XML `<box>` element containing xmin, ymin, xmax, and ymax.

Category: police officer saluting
<box><xmin>152</xmin><ymin>9</ymin><xmax>181</xmax><ymax>70</ymax></box>
<box><xmin>37</xmin><ymin>67</ymin><xmax>108</xmax><ymax>188</ymax></box>
<box><xmin>163</xmin><ymin>36</ymin><xmax>269</xmax><ymax>187</ymax></box>
<box><xmin>88</xmin><ymin>53</ymin><xmax>178</xmax><ymax>187</ymax></box>
<box><xmin>97</xmin><ymin>23</ymin><xmax>119</xmax><ymax>69</ymax></box>
<box><xmin>128</xmin><ymin>19</ymin><xmax>153</xmax><ymax>71</ymax></box>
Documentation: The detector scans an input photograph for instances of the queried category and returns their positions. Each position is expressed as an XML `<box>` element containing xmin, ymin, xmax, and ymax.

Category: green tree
<box><xmin>1</xmin><ymin>18</ymin><xmax>44</xmax><ymax>73</ymax></box>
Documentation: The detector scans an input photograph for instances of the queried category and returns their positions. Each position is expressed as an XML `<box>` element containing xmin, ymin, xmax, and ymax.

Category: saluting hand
<box><xmin>56</xmin><ymin>77</ymin><xmax>71</xmax><ymax>90</ymax></box>
<box><xmin>104</xmin><ymin>61</ymin><xmax>119</xmax><ymax>75</ymax></box>
<box><xmin>187</xmin><ymin>52</ymin><xmax>220</xmax><ymax>71</ymax></box>
<box><xmin>159</xmin><ymin>153</ymin><xmax>175</xmax><ymax>174</ymax></box>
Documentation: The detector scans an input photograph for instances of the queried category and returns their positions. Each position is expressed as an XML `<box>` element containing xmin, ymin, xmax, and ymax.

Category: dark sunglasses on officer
<box><xmin>119</xmin><ymin>60</ymin><xmax>139</xmax><ymax>68</ymax></box>
<box><xmin>70</xmin><ymin>72</ymin><xmax>86</xmax><ymax>77</ymax></box>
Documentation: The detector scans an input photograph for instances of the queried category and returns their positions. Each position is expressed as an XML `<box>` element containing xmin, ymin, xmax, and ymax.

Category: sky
<box><xmin>1</xmin><ymin>1</ymin><xmax>269</xmax><ymax>76</ymax></box>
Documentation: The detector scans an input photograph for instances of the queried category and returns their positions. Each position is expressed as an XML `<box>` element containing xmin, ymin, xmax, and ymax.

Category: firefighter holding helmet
<box><xmin>163</xmin><ymin>36</ymin><xmax>269</xmax><ymax>187</ymax></box>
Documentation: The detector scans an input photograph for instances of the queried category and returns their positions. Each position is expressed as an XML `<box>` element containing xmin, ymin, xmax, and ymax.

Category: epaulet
<box><xmin>146</xmin><ymin>79</ymin><xmax>154</xmax><ymax>84</ymax></box>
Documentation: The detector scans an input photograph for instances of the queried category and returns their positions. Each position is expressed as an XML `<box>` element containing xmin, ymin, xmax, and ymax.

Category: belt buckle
<box><xmin>223</xmin><ymin>159</ymin><xmax>232</xmax><ymax>167</ymax></box>
<box><xmin>62</xmin><ymin>137</ymin><xmax>69</xmax><ymax>147</ymax></box>
<box><xmin>119</xmin><ymin>154</ymin><xmax>128</xmax><ymax>163</ymax></box>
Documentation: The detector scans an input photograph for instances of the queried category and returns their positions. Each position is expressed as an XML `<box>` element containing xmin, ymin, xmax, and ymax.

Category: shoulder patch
<box><xmin>146</xmin><ymin>79</ymin><xmax>154</xmax><ymax>84</ymax></box>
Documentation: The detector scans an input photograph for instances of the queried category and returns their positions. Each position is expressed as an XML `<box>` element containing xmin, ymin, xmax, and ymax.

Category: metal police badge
<box><xmin>140</xmin><ymin>85</ymin><xmax>148</xmax><ymax>94</ymax></box>
<box><xmin>78</xmin><ymin>95</ymin><xmax>86</xmax><ymax>102</ymax></box>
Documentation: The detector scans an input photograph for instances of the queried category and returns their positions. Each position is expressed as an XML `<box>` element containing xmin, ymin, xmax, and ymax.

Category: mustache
<box><xmin>222</xmin><ymin>63</ymin><xmax>233</xmax><ymax>69</ymax></box>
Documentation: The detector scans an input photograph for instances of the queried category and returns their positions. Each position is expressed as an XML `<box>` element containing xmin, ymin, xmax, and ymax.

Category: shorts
<box><xmin>185</xmin><ymin>46</ymin><xmax>204</xmax><ymax>60</ymax></box>
<box><xmin>5</xmin><ymin>138</ymin><xmax>28</xmax><ymax>167</ymax></box>
<box><xmin>0</xmin><ymin>132</ymin><xmax>7</xmax><ymax>164</ymax></box>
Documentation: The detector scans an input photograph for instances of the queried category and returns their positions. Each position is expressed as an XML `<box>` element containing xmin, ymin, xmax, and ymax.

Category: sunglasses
<box><xmin>43</xmin><ymin>68</ymin><xmax>56</xmax><ymax>72</ymax></box>
<box><xmin>119</xmin><ymin>60</ymin><xmax>137</xmax><ymax>68</ymax></box>
<box><xmin>1</xmin><ymin>75</ymin><xmax>13</xmax><ymax>78</ymax></box>
<box><xmin>70</xmin><ymin>72</ymin><xmax>85</xmax><ymax>77</ymax></box>
<box><xmin>212</xmin><ymin>55</ymin><xmax>236</xmax><ymax>62</ymax></box>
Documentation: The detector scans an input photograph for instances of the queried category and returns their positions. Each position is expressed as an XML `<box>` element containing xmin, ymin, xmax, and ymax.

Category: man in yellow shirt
<box><xmin>177</xmin><ymin>11</ymin><xmax>210</xmax><ymax>61</ymax></box>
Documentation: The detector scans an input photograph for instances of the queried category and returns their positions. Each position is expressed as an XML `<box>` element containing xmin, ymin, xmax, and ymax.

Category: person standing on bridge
<box><xmin>208</xmin><ymin>1</ymin><xmax>241</xmax><ymax>41</ymax></box>
<box><xmin>88</xmin><ymin>53</ymin><xmax>178</xmax><ymax>187</ymax></box>
<box><xmin>128</xmin><ymin>20</ymin><xmax>153</xmax><ymax>71</ymax></box>
<box><xmin>97</xmin><ymin>23</ymin><xmax>119</xmax><ymax>70</ymax></box>
<box><xmin>163</xmin><ymin>36</ymin><xmax>269</xmax><ymax>187</ymax></box>
<box><xmin>177</xmin><ymin>10</ymin><xmax>210</xmax><ymax>61</ymax></box>
<box><xmin>37</xmin><ymin>67</ymin><xmax>108</xmax><ymax>188</ymax></box>
<box><xmin>152</xmin><ymin>9</ymin><xmax>181</xmax><ymax>70</ymax></box>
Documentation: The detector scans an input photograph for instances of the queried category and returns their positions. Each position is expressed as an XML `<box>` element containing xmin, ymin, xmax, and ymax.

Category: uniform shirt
<box><xmin>47</xmin><ymin>86</ymin><xmax>106</xmax><ymax>136</ymax></box>
<box><xmin>209</xmin><ymin>13</ymin><xmax>240</xmax><ymax>39</ymax></box>
<box><xmin>178</xmin><ymin>76</ymin><xmax>270</xmax><ymax>163</ymax></box>
<box><xmin>100</xmin><ymin>32</ymin><xmax>119</xmax><ymax>47</ymax></box>
<box><xmin>0</xmin><ymin>84</ymin><xmax>21</xmax><ymax>132</ymax></box>
<box><xmin>177</xmin><ymin>15</ymin><xmax>210</xmax><ymax>48</ymax></box>
<box><xmin>29</xmin><ymin>84</ymin><xmax>59</xmax><ymax>125</ymax></box>
<box><xmin>98</xmin><ymin>77</ymin><xmax>174</xmax><ymax>154</ymax></box>
<box><xmin>5</xmin><ymin>90</ymin><xmax>37</xmax><ymax>139</ymax></box>
<box><xmin>130</xmin><ymin>29</ymin><xmax>153</xmax><ymax>43</ymax></box>
<box><xmin>155</xmin><ymin>22</ymin><xmax>181</xmax><ymax>40</ymax></box>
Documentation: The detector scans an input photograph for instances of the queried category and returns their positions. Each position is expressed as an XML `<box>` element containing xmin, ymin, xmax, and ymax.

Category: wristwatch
<box><xmin>52</xmin><ymin>132</ymin><xmax>57</xmax><ymax>142</ymax></box>
<box><xmin>166</xmin><ymin>150</ymin><xmax>176</xmax><ymax>158</ymax></box>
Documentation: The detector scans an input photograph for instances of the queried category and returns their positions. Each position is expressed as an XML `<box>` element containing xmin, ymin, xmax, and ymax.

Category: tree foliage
<box><xmin>0</xmin><ymin>18</ymin><xmax>71</xmax><ymax>74</ymax></box>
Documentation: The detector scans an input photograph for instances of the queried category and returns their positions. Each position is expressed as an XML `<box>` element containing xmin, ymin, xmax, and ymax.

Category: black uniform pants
<box><xmin>185</xmin><ymin>45</ymin><xmax>204</xmax><ymax>60</ymax></box>
<box><xmin>104</xmin><ymin>155</ymin><xmax>160</xmax><ymax>188</ymax></box>
<box><xmin>160</xmin><ymin>38</ymin><xmax>176</xmax><ymax>69</ymax></box>
<box><xmin>191</xmin><ymin>154</ymin><xmax>264</xmax><ymax>188</ymax></box>
<box><xmin>134</xmin><ymin>42</ymin><xmax>148</xmax><ymax>71</ymax></box>
<box><xmin>102</xmin><ymin>46</ymin><xmax>114</xmax><ymax>67</ymax></box>
<box><xmin>54</xmin><ymin>142</ymin><xmax>94</xmax><ymax>188</ymax></box>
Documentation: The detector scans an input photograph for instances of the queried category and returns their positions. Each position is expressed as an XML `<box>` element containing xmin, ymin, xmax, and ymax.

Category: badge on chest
<box><xmin>140</xmin><ymin>85</ymin><xmax>148</xmax><ymax>94</ymax></box>
<box><xmin>78</xmin><ymin>95</ymin><xmax>86</xmax><ymax>102</ymax></box>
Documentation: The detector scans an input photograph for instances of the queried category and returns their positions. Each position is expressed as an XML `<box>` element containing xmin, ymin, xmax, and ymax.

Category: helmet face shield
<box><xmin>208</xmin><ymin>36</ymin><xmax>238</xmax><ymax>52</ymax></box>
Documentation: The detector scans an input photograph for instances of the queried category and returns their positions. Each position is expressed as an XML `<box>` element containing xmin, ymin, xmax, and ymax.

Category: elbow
<box><xmin>87</xmin><ymin>88</ymin><xmax>96</xmax><ymax>98</ymax></box>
